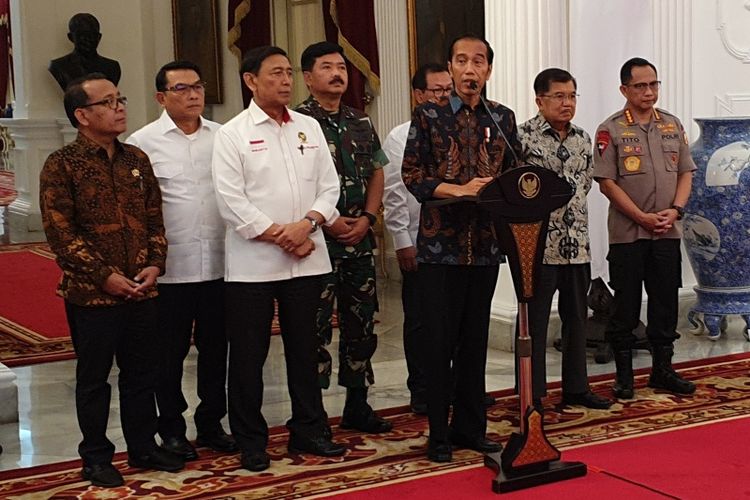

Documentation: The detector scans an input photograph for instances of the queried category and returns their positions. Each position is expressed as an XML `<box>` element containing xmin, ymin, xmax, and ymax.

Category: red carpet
<box><xmin>0</xmin><ymin>243</ymin><xmax>72</xmax><ymax>366</ymax></box>
<box><xmin>0</xmin><ymin>170</ymin><xmax>16</xmax><ymax>205</ymax></box>
<box><xmin>1</xmin><ymin>353</ymin><xmax>749</xmax><ymax>498</ymax></box>
<box><xmin>336</xmin><ymin>416</ymin><xmax>750</xmax><ymax>499</ymax></box>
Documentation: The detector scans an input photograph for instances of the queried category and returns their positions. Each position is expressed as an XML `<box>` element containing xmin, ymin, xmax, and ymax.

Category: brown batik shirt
<box><xmin>40</xmin><ymin>133</ymin><xmax>166</xmax><ymax>307</ymax></box>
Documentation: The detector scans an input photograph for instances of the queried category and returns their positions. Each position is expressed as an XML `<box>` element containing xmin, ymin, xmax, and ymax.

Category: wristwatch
<box><xmin>362</xmin><ymin>211</ymin><xmax>377</xmax><ymax>226</ymax></box>
<box><xmin>304</xmin><ymin>215</ymin><xmax>319</xmax><ymax>232</ymax></box>
<box><xmin>671</xmin><ymin>205</ymin><xmax>685</xmax><ymax>220</ymax></box>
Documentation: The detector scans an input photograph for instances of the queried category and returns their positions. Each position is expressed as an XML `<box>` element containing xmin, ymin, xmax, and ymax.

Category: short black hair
<box><xmin>300</xmin><ymin>41</ymin><xmax>344</xmax><ymax>72</ymax></box>
<box><xmin>411</xmin><ymin>63</ymin><xmax>448</xmax><ymax>91</ymax></box>
<box><xmin>240</xmin><ymin>45</ymin><xmax>288</xmax><ymax>76</ymax></box>
<box><xmin>155</xmin><ymin>60</ymin><xmax>202</xmax><ymax>91</ymax></box>
<box><xmin>620</xmin><ymin>57</ymin><xmax>657</xmax><ymax>85</ymax></box>
<box><xmin>63</xmin><ymin>72</ymin><xmax>108</xmax><ymax>128</ymax></box>
<box><xmin>533</xmin><ymin>68</ymin><xmax>577</xmax><ymax>95</ymax></box>
<box><xmin>447</xmin><ymin>33</ymin><xmax>494</xmax><ymax>66</ymax></box>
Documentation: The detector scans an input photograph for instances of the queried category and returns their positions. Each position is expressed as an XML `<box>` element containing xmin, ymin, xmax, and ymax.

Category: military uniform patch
<box><xmin>596</xmin><ymin>130</ymin><xmax>610</xmax><ymax>156</ymax></box>
<box><xmin>624</xmin><ymin>156</ymin><xmax>641</xmax><ymax>172</ymax></box>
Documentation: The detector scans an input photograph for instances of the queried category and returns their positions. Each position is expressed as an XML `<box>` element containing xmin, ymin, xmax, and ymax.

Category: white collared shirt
<box><xmin>382</xmin><ymin>121</ymin><xmax>420</xmax><ymax>250</ymax></box>
<box><xmin>212</xmin><ymin>100</ymin><xmax>340</xmax><ymax>282</ymax></box>
<box><xmin>126</xmin><ymin>111</ymin><xmax>224</xmax><ymax>283</ymax></box>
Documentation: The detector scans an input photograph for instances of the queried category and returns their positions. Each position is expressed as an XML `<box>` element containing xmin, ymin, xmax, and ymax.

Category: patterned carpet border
<box><xmin>2</xmin><ymin>352</ymin><xmax>750</xmax><ymax>499</ymax></box>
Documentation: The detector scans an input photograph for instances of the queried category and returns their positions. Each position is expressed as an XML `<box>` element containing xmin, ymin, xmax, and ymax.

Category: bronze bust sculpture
<box><xmin>48</xmin><ymin>13</ymin><xmax>121</xmax><ymax>91</ymax></box>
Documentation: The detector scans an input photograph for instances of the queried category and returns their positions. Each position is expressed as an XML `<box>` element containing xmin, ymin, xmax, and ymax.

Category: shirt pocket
<box><xmin>152</xmin><ymin>162</ymin><xmax>183</xmax><ymax>180</ymax></box>
<box><xmin>661</xmin><ymin>142</ymin><xmax>681</xmax><ymax>172</ymax></box>
<box><xmin>617</xmin><ymin>146</ymin><xmax>647</xmax><ymax>176</ymax></box>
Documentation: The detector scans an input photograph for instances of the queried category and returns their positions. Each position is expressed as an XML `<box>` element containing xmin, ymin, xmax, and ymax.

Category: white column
<box><xmin>0</xmin><ymin>119</ymin><xmax>64</xmax><ymax>231</ymax></box>
<box><xmin>485</xmin><ymin>0</ymin><xmax>570</xmax><ymax>350</ymax></box>
<box><xmin>372</xmin><ymin>0</ymin><xmax>411</xmax><ymax>136</ymax></box>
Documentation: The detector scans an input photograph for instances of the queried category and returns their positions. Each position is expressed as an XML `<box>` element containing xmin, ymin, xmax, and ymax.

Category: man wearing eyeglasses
<box><xmin>381</xmin><ymin>63</ymin><xmax>452</xmax><ymax>416</ymax></box>
<box><xmin>40</xmin><ymin>73</ymin><xmax>184</xmax><ymax>487</ymax></box>
<box><xmin>517</xmin><ymin>68</ymin><xmax>612</xmax><ymax>412</ymax></box>
<box><xmin>126</xmin><ymin>61</ymin><xmax>236</xmax><ymax>462</ymax></box>
<box><xmin>594</xmin><ymin>57</ymin><xmax>696</xmax><ymax>401</ymax></box>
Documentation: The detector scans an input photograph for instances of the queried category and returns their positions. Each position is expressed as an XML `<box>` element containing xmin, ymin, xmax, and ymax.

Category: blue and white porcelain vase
<box><xmin>683</xmin><ymin>117</ymin><xmax>750</xmax><ymax>340</ymax></box>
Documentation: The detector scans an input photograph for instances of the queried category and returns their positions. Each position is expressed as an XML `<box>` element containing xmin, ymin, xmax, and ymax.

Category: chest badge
<box><xmin>298</xmin><ymin>131</ymin><xmax>308</xmax><ymax>155</ymax></box>
<box><xmin>624</xmin><ymin>156</ymin><xmax>641</xmax><ymax>172</ymax></box>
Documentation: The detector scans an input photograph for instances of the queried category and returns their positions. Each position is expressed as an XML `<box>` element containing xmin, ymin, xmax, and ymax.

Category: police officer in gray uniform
<box><xmin>593</xmin><ymin>57</ymin><xmax>696</xmax><ymax>400</ymax></box>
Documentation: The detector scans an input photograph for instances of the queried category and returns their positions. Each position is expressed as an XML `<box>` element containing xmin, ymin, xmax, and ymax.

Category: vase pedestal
<box><xmin>687</xmin><ymin>288</ymin><xmax>750</xmax><ymax>341</ymax></box>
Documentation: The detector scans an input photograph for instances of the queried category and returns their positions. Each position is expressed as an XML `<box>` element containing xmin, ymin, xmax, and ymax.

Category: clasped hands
<box><xmin>323</xmin><ymin>215</ymin><xmax>370</xmax><ymax>246</ymax></box>
<box><xmin>271</xmin><ymin>220</ymin><xmax>316</xmax><ymax>258</ymax></box>
<box><xmin>639</xmin><ymin>208</ymin><xmax>679</xmax><ymax>235</ymax></box>
<box><xmin>103</xmin><ymin>265</ymin><xmax>160</xmax><ymax>300</ymax></box>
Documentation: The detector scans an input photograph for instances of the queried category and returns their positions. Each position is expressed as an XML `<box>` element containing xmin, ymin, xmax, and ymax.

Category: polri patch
<box><xmin>596</xmin><ymin>130</ymin><xmax>610</xmax><ymax>156</ymax></box>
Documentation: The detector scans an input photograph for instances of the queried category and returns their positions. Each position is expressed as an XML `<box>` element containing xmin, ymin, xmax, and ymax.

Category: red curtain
<box><xmin>322</xmin><ymin>0</ymin><xmax>380</xmax><ymax>111</ymax></box>
<box><xmin>227</xmin><ymin>0</ymin><xmax>271</xmax><ymax>108</ymax></box>
<box><xmin>0</xmin><ymin>0</ymin><xmax>12</xmax><ymax>111</ymax></box>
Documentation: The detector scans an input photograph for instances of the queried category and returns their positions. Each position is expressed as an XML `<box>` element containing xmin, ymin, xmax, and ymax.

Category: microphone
<box><xmin>469</xmin><ymin>80</ymin><xmax>478</xmax><ymax>91</ymax></box>
<box><xmin>478</xmin><ymin>89</ymin><xmax>520</xmax><ymax>166</ymax></box>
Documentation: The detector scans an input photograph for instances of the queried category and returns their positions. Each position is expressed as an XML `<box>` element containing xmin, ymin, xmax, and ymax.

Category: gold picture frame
<box><xmin>171</xmin><ymin>0</ymin><xmax>223</xmax><ymax>104</ymax></box>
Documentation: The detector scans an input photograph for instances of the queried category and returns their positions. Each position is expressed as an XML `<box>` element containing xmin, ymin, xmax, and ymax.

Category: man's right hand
<box><xmin>324</xmin><ymin>216</ymin><xmax>357</xmax><ymax>238</ymax></box>
<box><xmin>291</xmin><ymin>238</ymin><xmax>316</xmax><ymax>258</ymax></box>
<box><xmin>102</xmin><ymin>272</ymin><xmax>143</xmax><ymax>300</ymax></box>
<box><xmin>396</xmin><ymin>246</ymin><xmax>418</xmax><ymax>272</ymax></box>
<box><xmin>638</xmin><ymin>212</ymin><xmax>671</xmax><ymax>234</ymax></box>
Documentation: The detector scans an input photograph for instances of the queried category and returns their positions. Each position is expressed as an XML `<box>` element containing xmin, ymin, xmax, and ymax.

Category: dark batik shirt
<box><xmin>295</xmin><ymin>96</ymin><xmax>388</xmax><ymax>259</ymax></box>
<box><xmin>402</xmin><ymin>93</ymin><xmax>522</xmax><ymax>265</ymax></box>
<box><xmin>519</xmin><ymin>112</ymin><xmax>593</xmax><ymax>264</ymax></box>
<box><xmin>40</xmin><ymin>133</ymin><xmax>166</xmax><ymax>307</ymax></box>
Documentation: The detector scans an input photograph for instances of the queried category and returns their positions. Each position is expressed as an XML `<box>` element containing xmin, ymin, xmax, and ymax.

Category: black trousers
<box><xmin>156</xmin><ymin>279</ymin><xmax>227</xmax><ymax>439</ymax></box>
<box><xmin>226</xmin><ymin>276</ymin><xmax>329</xmax><ymax>453</ymax></box>
<box><xmin>401</xmin><ymin>269</ymin><xmax>426</xmax><ymax>402</ymax></box>
<box><xmin>515</xmin><ymin>263</ymin><xmax>591</xmax><ymax>399</ymax></box>
<box><xmin>606</xmin><ymin>239</ymin><xmax>682</xmax><ymax>351</ymax></box>
<box><xmin>65</xmin><ymin>299</ymin><xmax>159</xmax><ymax>466</ymax></box>
<box><xmin>418</xmin><ymin>263</ymin><xmax>499</xmax><ymax>445</ymax></box>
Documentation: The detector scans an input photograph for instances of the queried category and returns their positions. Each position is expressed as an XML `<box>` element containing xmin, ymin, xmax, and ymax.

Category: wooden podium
<box><xmin>478</xmin><ymin>165</ymin><xmax>587</xmax><ymax>493</ymax></box>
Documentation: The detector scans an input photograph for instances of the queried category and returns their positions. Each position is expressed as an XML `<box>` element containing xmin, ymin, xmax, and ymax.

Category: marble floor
<box><xmin>1</xmin><ymin>208</ymin><xmax>750</xmax><ymax>472</ymax></box>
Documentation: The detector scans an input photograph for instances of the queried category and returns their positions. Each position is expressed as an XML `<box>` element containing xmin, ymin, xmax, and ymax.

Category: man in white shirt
<box><xmin>381</xmin><ymin>63</ymin><xmax>452</xmax><ymax>415</ymax></box>
<box><xmin>127</xmin><ymin>61</ymin><xmax>236</xmax><ymax>460</ymax></box>
<box><xmin>212</xmin><ymin>45</ymin><xmax>345</xmax><ymax>472</ymax></box>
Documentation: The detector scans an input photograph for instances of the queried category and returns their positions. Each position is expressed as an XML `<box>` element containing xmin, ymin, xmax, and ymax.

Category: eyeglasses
<box><xmin>540</xmin><ymin>92</ymin><xmax>579</xmax><ymax>103</ymax></box>
<box><xmin>626</xmin><ymin>80</ymin><xmax>661</xmax><ymax>92</ymax></box>
<box><xmin>163</xmin><ymin>82</ymin><xmax>207</xmax><ymax>94</ymax></box>
<box><xmin>79</xmin><ymin>96</ymin><xmax>128</xmax><ymax>110</ymax></box>
<box><xmin>425</xmin><ymin>87</ymin><xmax>453</xmax><ymax>97</ymax></box>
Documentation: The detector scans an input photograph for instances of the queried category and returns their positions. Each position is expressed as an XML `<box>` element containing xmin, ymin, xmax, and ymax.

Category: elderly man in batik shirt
<box><xmin>517</xmin><ymin>68</ymin><xmax>612</xmax><ymax>411</ymax></box>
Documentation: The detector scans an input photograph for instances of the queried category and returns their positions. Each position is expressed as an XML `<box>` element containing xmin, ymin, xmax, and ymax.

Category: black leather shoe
<box><xmin>241</xmin><ymin>451</ymin><xmax>270</xmax><ymax>472</ymax></box>
<box><xmin>162</xmin><ymin>436</ymin><xmax>198</xmax><ymax>461</ymax></box>
<box><xmin>81</xmin><ymin>464</ymin><xmax>124</xmax><ymax>488</ymax></box>
<box><xmin>427</xmin><ymin>442</ymin><xmax>452</xmax><ymax>462</ymax></box>
<box><xmin>340</xmin><ymin>406</ymin><xmax>393</xmax><ymax>433</ymax></box>
<box><xmin>196</xmin><ymin>429</ymin><xmax>238</xmax><ymax>453</ymax></box>
<box><xmin>562</xmin><ymin>391</ymin><xmax>613</xmax><ymax>410</ymax></box>
<box><xmin>483</xmin><ymin>393</ymin><xmax>496</xmax><ymax>408</ymax></box>
<box><xmin>127</xmin><ymin>446</ymin><xmax>185</xmax><ymax>472</ymax></box>
<box><xmin>450</xmin><ymin>431</ymin><xmax>502</xmax><ymax>453</ymax></box>
<box><xmin>288</xmin><ymin>434</ymin><xmax>346</xmax><ymax>457</ymax></box>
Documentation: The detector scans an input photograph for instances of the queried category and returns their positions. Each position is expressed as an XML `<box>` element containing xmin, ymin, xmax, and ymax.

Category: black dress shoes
<box><xmin>81</xmin><ymin>463</ymin><xmax>124</xmax><ymax>488</ymax></box>
<box><xmin>427</xmin><ymin>442</ymin><xmax>452</xmax><ymax>463</ymax></box>
<box><xmin>410</xmin><ymin>398</ymin><xmax>428</xmax><ymax>415</ymax></box>
<box><xmin>241</xmin><ymin>451</ymin><xmax>271</xmax><ymax>472</ymax></box>
<box><xmin>162</xmin><ymin>436</ymin><xmax>198</xmax><ymax>461</ymax></box>
<box><xmin>127</xmin><ymin>446</ymin><xmax>185</xmax><ymax>472</ymax></box>
<box><xmin>288</xmin><ymin>434</ymin><xmax>346</xmax><ymax>457</ymax></box>
<box><xmin>450</xmin><ymin>431</ymin><xmax>502</xmax><ymax>453</ymax></box>
<box><xmin>196</xmin><ymin>429</ymin><xmax>238</xmax><ymax>453</ymax></box>
<box><xmin>340</xmin><ymin>406</ymin><xmax>393</xmax><ymax>434</ymax></box>
<box><xmin>562</xmin><ymin>390</ymin><xmax>613</xmax><ymax>410</ymax></box>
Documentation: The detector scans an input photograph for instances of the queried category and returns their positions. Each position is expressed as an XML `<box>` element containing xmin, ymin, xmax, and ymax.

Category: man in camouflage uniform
<box><xmin>296</xmin><ymin>41</ymin><xmax>391</xmax><ymax>433</ymax></box>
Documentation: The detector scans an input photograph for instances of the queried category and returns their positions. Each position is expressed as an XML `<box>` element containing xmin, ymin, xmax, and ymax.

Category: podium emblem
<box><xmin>518</xmin><ymin>172</ymin><xmax>540</xmax><ymax>199</ymax></box>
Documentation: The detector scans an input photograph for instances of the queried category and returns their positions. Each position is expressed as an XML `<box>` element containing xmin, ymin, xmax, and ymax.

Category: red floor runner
<box><xmin>335</xmin><ymin>416</ymin><xmax>750</xmax><ymax>499</ymax></box>
<box><xmin>0</xmin><ymin>248</ymin><xmax>66</xmax><ymax>338</ymax></box>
